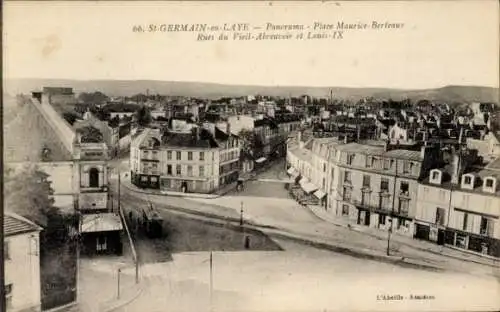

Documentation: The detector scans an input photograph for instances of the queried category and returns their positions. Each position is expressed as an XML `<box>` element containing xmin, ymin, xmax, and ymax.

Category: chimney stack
<box><xmin>451</xmin><ymin>152</ymin><xmax>462</xmax><ymax>184</ymax></box>
<box><xmin>343</xmin><ymin>135</ymin><xmax>348</xmax><ymax>144</ymax></box>
<box><xmin>458</xmin><ymin>127</ymin><xmax>464</xmax><ymax>144</ymax></box>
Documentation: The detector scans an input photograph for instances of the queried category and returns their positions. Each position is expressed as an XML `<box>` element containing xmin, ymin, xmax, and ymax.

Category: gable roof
<box><xmin>4</xmin><ymin>212</ymin><xmax>43</xmax><ymax>237</ymax></box>
<box><xmin>4</xmin><ymin>98</ymin><xmax>74</xmax><ymax>162</ymax></box>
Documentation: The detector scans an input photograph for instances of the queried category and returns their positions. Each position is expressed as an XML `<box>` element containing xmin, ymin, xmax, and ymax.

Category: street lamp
<box><xmin>117</xmin><ymin>268</ymin><xmax>121</xmax><ymax>299</ymax></box>
<box><xmin>240</xmin><ymin>201</ymin><xmax>244</xmax><ymax>226</ymax></box>
<box><xmin>387</xmin><ymin>217</ymin><xmax>393</xmax><ymax>256</ymax></box>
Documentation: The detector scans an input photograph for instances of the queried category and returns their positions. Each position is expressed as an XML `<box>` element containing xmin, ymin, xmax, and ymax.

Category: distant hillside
<box><xmin>5</xmin><ymin>78</ymin><xmax>499</xmax><ymax>103</ymax></box>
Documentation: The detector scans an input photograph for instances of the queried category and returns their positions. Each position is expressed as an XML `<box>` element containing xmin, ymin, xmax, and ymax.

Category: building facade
<box><xmin>130</xmin><ymin>125</ymin><xmax>241</xmax><ymax>193</ymax></box>
<box><xmin>4</xmin><ymin>213</ymin><xmax>43</xmax><ymax>312</ymax></box>
<box><xmin>416</xmin><ymin>154</ymin><xmax>500</xmax><ymax>257</ymax></box>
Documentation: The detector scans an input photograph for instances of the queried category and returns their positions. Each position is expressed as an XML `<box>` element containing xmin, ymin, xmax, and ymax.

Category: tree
<box><xmin>135</xmin><ymin>105</ymin><xmax>152</xmax><ymax>127</ymax></box>
<box><xmin>238</xmin><ymin>129</ymin><xmax>264</xmax><ymax>157</ymax></box>
<box><xmin>4</xmin><ymin>166</ymin><xmax>58</xmax><ymax>228</ymax></box>
<box><xmin>78</xmin><ymin>91</ymin><xmax>109</xmax><ymax>105</ymax></box>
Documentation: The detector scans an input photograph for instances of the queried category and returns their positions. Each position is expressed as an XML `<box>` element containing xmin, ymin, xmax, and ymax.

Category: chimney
<box><xmin>420</xmin><ymin>142</ymin><xmax>429</xmax><ymax>160</ymax></box>
<box><xmin>451</xmin><ymin>152</ymin><xmax>462</xmax><ymax>184</ymax></box>
<box><xmin>458</xmin><ymin>127</ymin><xmax>464</xmax><ymax>144</ymax></box>
<box><xmin>356</xmin><ymin>125</ymin><xmax>361</xmax><ymax>142</ymax></box>
<box><xmin>343</xmin><ymin>135</ymin><xmax>348</xmax><ymax>144</ymax></box>
<box><xmin>297</xmin><ymin>130</ymin><xmax>302</xmax><ymax>144</ymax></box>
<box><xmin>226</xmin><ymin>121</ymin><xmax>231</xmax><ymax>135</ymax></box>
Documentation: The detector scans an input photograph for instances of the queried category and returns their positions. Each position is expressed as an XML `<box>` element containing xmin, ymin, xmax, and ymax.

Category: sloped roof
<box><xmin>162</xmin><ymin>128</ymin><xmax>219</xmax><ymax>149</ymax></box>
<box><xmin>4</xmin><ymin>100</ymin><xmax>73</xmax><ymax>162</ymax></box>
<box><xmin>4</xmin><ymin>212</ymin><xmax>43</xmax><ymax>237</ymax></box>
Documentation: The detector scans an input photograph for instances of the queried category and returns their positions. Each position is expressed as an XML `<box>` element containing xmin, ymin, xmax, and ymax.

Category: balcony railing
<box><xmin>351</xmin><ymin>199</ymin><xmax>410</xmax><ymax>217</ymax></box>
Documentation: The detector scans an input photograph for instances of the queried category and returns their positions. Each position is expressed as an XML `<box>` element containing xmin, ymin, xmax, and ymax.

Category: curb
<box><xmin>43</xmin><ymin>301</ymin><xmax>78</xmax><ymax>312</ymax></box>
<box><xmin>102</xmin><ymin>283</ymin><xmax>144</xmax><ymax>312</ymax></box>
<box><xmin>305</xmin><ymin>205</ymin><xmax>500</xmax><ymax>268</ymax></box>
<box><xmin>122</xmin><ymin>179</ymin><xmax>236</xmax><ymax>200</ymax></box>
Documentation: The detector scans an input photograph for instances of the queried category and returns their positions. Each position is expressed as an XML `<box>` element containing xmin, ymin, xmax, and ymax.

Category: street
<box><xmin>110</xmin><ymin>157</ymin><xmax>500</xmax><ymax>278</ymax></box>
<box><xmin>116</xmin><ymin>239</ymin><xmax>500</xmax><ymax>312</ymax></box>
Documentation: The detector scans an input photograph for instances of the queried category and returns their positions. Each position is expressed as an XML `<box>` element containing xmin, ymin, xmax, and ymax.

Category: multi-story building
<box><xmin>416</xmin><ymin>151</ymin><xmax>500</xmax><ymax>257</ymax></box>
<box><xmin>4</xmin><ymin>212</ymin><xmax>43</xmax><ymax>312</ymax></box>
<box><xmin>130</xmin><ymin>124</ymin><xmax>241</xmax><ymax>193</ymax></box>
<box><xmin>334</xmin><ymin>143</ymin><xmax>438</xmax><ymax>236</ymax></box>
<box><xmin>254</xmin><ymin>114</ymin><xmax>301</xmax><ymax>160</ymax></box>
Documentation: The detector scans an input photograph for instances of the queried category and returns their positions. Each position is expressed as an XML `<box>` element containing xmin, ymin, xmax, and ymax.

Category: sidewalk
<box><xmin>77</xmin><ymin>258</ymin><xmax>143</xmax><ymax>312</ymax></box>
<box><xmin>307</xmin><ymin>204</ymin><xmax>500</xmax><ymax>269</ymax></box>
<box><xmin>121</xmin><ymin>176</ymin><xmax>237</xmax><ymax>199</ymax></box>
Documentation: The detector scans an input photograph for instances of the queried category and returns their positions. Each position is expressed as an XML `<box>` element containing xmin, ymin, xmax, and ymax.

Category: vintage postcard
<box><xmin>2</xmin><ymin>1</ymin><xmax>500</xmax><ymax>312</ymax></box>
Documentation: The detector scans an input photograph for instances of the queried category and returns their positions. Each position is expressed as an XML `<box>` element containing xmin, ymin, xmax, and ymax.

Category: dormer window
<box><xmin>461</xmin><ymin>174</ymin><xmax>475</xmax><ymax>190</ymax></box>
<box><xmin>430</xmin><ymin>169</ymin><xmax>442</xmax><ymax>185</ymax></box>
<box><xmin>483</xmin><ymin>177</ymin><xmax>497</xmax><ymax>193</ymax></box>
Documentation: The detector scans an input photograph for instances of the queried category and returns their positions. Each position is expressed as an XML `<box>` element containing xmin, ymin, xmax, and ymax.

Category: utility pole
<box><xmin>387</xmin><ymin>159</ymin><xmax>398</xmax><ymax>256</ymax></box>
<box><xmin>209</xmin><ymin>251</ymin><xmax>213</xmax><ymax>311</ymax></box>
<box><xmin>240</xmin><ymin>201</ymin><xmax>244</xmax><ymax>226</ymax></box>
<box><xmin>117</xmin><ymin>268</ymin><xmax>121</xmax><ymax>299</ymax></box>
<box><xmin>118</xmin><ymin>168</ymin><xmax>121</xmax><ymax>210</ymax></box>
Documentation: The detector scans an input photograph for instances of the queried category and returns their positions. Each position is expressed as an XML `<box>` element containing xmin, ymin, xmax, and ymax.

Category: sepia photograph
<box><xmin>2</xmin><ymin>1</ymin><xmax>500</xmax><ymax>312</ymax></box>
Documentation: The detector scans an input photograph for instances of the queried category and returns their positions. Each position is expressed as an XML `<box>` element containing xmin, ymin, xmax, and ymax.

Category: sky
<box><xmin>3</xmin><ymin>1</ymin><xmax>499</xmax><ymax>89</ymax></box>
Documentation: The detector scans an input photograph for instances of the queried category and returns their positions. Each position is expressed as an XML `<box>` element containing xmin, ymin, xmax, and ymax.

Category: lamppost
<box><xmin>387</xmin><ymin>218</ymin><xmax>393</xmax><ymax>256</ymax></box>
<box><xmin>117</xmin><ymin>268</ymin><xmax>121</xmax><ymax>299</ymax></box>
<box><xmin>240</xmin><ymin>201</ymin><xmax>244</xmax><ymax>226</ymax></box>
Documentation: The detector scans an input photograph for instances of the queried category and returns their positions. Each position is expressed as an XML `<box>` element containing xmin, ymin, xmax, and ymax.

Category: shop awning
<box><xmin>81</xmin><ymin>213</ymin><xmax>123</xmax><ymax>233</ymax></box>
<box><xmin>255</xmin><ymin>157</ymin><xmax>267</xmax><ymax>164</ymax></box>
<box><xmin>301</xmin><ymin>181</ymin><xmax>318</xmax><ymax>194</ymax></box>
<box><xmin>313</xmin><ymin>189</ymin><xmax>327</xmax><ymax>199</ymax></box>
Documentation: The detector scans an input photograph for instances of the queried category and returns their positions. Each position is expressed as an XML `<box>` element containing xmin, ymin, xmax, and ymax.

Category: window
<box><xmin>342</xmin><ymin>204</ymin><xmax>349</xmax><ymax>216</ymax></box>
<box><xmin>187</xmin><ymin>166</ymin><xmax>193</xmax><ymax>177</ymax></box>
<box><xmin>141</xmin><ymin>176</ymin><xmax>148</xmax><ymax>182</ymax></box>
<box><xmin>199</xmin><ymin>152</ymin><xmax>205</xmax><ymax>161</ymax></box>
<box><xmin>400</xmin><ymin>181</ymin><xmax>409</xmax><ymax>194</ymax></box>
<box><xmin>176</xmin><ymin>165</ymin><xmax>181</xmax><ymax>175</ymax></box>
<box><xmin>5</xmin><ymin>283</ymin><xmax>12</xmax><ymax>309</ymax></box>
<box><xmin>480</xmin><ymin>217</ymin><xmax>493</xmax><ymax>236</ymax></box>
<box><xmin>344</xmin><ymin>171</ymin><xmax>352</xmax><ymax>184</ymax></box>
<box><xmin>323</xmin><ymin>163</ymin><xmax>326</xmax><ymax>172</ymax></box>
<box><xmin>322</xmin><ymin>178</ymin><xmax>326</xmax><ymax>189</ymax></box>
<box><xmin>464</xmin><ymin>176</ymin><xmax>472</xmax><ymax>185</ymax></box>
<box><xmin>435</xmin><ymin>208</ymin><xmax>445</xmax><ymax>226</ymax></box>
<box><xmin>151</xmin><ymin>177</ymin><xmax>158</xmax><ymax>183</ymax></box>
<box><xmin>167</xmin><ymin>165</ymin><xmax>172</xmax><ymax>175</ymax></box>
<box><xmin>199</xmin><ymin>166</ymin><xmax>205</xmax><ymax>177</ymax></box>
<box><xmin>431</xmin><ymin>170</ymin><xmax>440</xmax><ymax>180</ymax></box>
<box><xmin>398</xmin><ymin>198</ymin><xmax>409</xmax><ymax>214</ymax></box>
<box><xmin>167</xmin><ymin>151</ymin><xmax>172</xmax><ymax>160</ymax></box>
<box><xmin>366</xmin><ymin>156</ymin><xmax>373</xmax><ymax>168</ymax></box>
<box><xmin>89</xmin><ymin>167</ymin><xmax>100</xmax><ymax>188</ymax></box>
<box><xmin>362</xmin><ymin>175</ymin><xmax>371</xmax><ymax>188</ymax></box>
<box><xmin>383</xmin><ymin>159</ymin><xmax>391</xmax><ymax>170</ymax></box>
<box><xmin>347</xmin><ymin>154</ymin><xmax>355</xmax><ymax>165</ymax></box>
<box><xmin>462</xmin><ymin>213</ymin><xmax>469</xmax><ymax>231</ymax></box>
<box><xmin>379</xmin><ymin>214</ymin><xmax>386</xmax><ymax>225</ymax></box>
<box><xmin>380</xmin><ymin>178</ymin><xmax>389</xmax><ymax>192</ymax></box>
<box><xmin>4</xmin><ymin>241</ymin><xmax>10</xmax><ymax>260</ymax></box>
<box><xmin>343</xmin><ymin>187</ymin><xmax>352</xmax><ymax>201</ymax></box>
<box><xmin>96</xmin><ymin>236</ymin><xmax>107</xmax><ymax>251</ymax></box>
<box><xmin>485</xmin><ymin>178</ymin><xmax>494</xmax><ymax>188</ymax></box>
<box><xmin>176</xmin><ymin>151</ymin><xmax>181</xmax><ymax>160</ymax></box>
<box><xmin>188</xmin><ymin>152</ymin><xmax>193</xmax><ymax>161</ymax></box>
<box><xmin>403</xmin><ymin>161</ymin><xmax>412</xmax><ymax>173</ymax></box>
